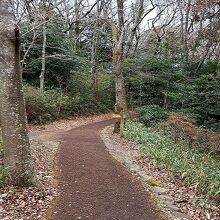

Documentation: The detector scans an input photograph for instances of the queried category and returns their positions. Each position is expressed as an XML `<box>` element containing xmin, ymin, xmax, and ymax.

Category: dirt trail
<box><xmin>52</xmin><ymin>120</ymin><xmax>159</xmax><ymax>220</ymax></box>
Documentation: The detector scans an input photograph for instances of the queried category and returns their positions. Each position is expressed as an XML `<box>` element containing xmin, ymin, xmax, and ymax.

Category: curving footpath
<box><xmin>52</xmin><ymin>120</ymin><xmax>159</xmax><ymax>220</ymax></box>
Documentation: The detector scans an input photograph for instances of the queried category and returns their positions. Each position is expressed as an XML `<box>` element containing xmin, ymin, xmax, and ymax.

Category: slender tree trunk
<box><xmin>91</xmin><ymin>35</ymin><xmax>98</xmax><ymax>98</ymax></box>
<box><xmin>114</xmin><ymin>0</ymin><xmax>127</xmax><ymax>115</ymax></box>
<box><xmin>194</xmin><ymin>44</ymin><xmax>211</xmax><ymax>76</ymax></box>
<box><xmin>0</xmin><ymin>0</ymin><xmax>35</xmax><ymax>186</ymax></box>
<box><xmin>133</xmin><ymin>28</ymin><xmax>141</xmax><ymax>55</ymax></box>
<box><xmin>21</xmin><ymin>31</ymin><xmax>36</xmax><ymax>72</ymax></box>
<box><xmin>39</xmin><ymin>22</ymin><xmax>47</xmax><ymax>92</ymax></box>
<box><xmin>91</xmin><ymin>0</ymin><xmax>101</xmax><ymax>99</ymax></box>
<box><xmin>74</xmin><ymin>0</ymin><xmax>81</xmax><ymax>51</ymax></box>
<box><xmin>125</xmin><ymin>0</ymin><xmax>144</xmax><ymax>57</ymax></box>
<box><xmin>111</xmin><ymin>22</ymin><xmax>127</xmax><ymax>113</ymax></box>
<box><xmin>114</xmin><ymin>50</ymin><xmax>127</xmax><ymax>114</ymax></box>
<box><xmin>111</xmin><ymin>0</ymin><xmax>128</xmax><ymax>136</ymax></box>
<box><xmin>178</xmin><ymin>0</ymin><xmax>191</xmax><ymax>66</ymax></box>
<box><xmin>63</xmin><ymin>0</ymin><xmax>70</xmax><ymax>35</ymax></box>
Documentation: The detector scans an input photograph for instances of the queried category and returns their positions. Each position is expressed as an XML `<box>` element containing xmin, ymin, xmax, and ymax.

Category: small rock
<box><xmin>158</xmin><ymin>195</ymin><xmax>173</xmax><ymax>202</ymax></box>
<box><xmin>123</xmin><ymin>160</ymin><xmax>133</xmax><ymax>167</ymax></box>
<box><xmin>173</xmin><ymin>211</ymin><xmax>189</xmax><ymax>220</ymax></box>
<box><xmin>166</xmin><ymin>203</ymin><xmax>180</xmax><ymax>212</ymax></box>
<box><xmin>153</xmin><ymin>187</ymin><xmax>169</xmax><ymax>195</ymax></box>
<box><xmin>129</xmin><ymin>164</ymin><xmax>141</xmax><ymax>173</ymax></box>
<box><xmin>138</xmin><ymin>171</ymin><xmax>152</xmax><ymax>180</ymax></box>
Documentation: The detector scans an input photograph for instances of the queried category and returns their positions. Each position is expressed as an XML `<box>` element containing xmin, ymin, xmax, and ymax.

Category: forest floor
<box><xmin>1</xmin><ymin>113</ymin><xmax>219</xmax><ymax>219</ymax></box>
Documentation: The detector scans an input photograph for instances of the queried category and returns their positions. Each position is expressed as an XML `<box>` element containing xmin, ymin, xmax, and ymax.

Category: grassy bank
<box><xmin>124</xmin><ymin>120</ymin><xmax>220</xmax><ymax>206</ymax></box>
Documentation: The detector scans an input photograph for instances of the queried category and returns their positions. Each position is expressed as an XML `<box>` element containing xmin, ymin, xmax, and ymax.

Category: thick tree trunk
<box><xmin>0</xmin><ymin>0</ymin><xmax>35</xmax><ymax>186</ymax></box>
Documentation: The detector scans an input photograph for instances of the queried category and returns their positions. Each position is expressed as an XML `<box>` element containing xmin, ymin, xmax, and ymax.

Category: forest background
<box><xmin>15</xmin><ymin>0</ymin><xmax>219</xmax><ymax>131</ymax></box>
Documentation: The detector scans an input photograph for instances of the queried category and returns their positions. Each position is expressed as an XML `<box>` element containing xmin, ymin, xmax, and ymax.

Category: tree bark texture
<box><xmin>74</xmin><ymin>0</ymin><xmax>81</xmax><ymax>50</ymax></box>
<box><xmin>114</xmin><ymin>0</ymin><xmax>127</xmax><ymax>115</ymax></box>
<box><xmin>90</xmin><ymin>0</ymin><xmax>101</xmax><ymax>99</ymax></box>
<box><xmin>0</xmin><ymin>0</ymin><xmax>35</xmax><ymax>186</ymax></box>
<box><xmin>111</xmin><ymin>0</ymin><xmax>128</xmax><ymax>136</ymax></box>
<box><xmin>40</xmin><ymin>22</ymin><xmax>46</xmax><ymax>92</ymax></box>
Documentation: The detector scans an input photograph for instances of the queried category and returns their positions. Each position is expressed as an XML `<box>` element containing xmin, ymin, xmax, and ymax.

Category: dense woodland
<box><xmin>0</xmin><ymin>0</ymin><xmax>220</xmax><ymax>216</ymax></box>
<box><xmin>18</xmin><ymin>0</ymin><xmax>220</xmax><ymax>130</ymax></box>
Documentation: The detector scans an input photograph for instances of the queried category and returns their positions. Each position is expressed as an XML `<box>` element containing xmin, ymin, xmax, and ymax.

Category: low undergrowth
<box><xmin>24</xmin><ymin>85</ymin><xmax>113</xmax><ymax>124</ymax></box>
<box><xmin>136</xmin><ymin>105</ymin><xmax>167</xmax><ymax>126</ymax></box>
<box><xmin>124</xmin><ymin>120</ymin><xmax>220</xmax><ymax>206</ymax></box>
<box><xmin>0</xmin><ymin>166</ymin><xmax>9</xmax><ymax>188</ymax></box>
<box><xmin>0</xmin><ymin>141</ymin><xmax>9</xmax><ymax>188</ymax></box>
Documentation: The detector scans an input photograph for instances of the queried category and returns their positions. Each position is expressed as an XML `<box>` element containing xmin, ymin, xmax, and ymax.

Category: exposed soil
<box><xmin>51</xmin><ymin>120</ymin><xmax>160</xmax><ymax>220</ymax></box>
<box><xmin>0</xmin><ymin>139</ymin><xmax>59</xmax><ymax>220</ymax></box>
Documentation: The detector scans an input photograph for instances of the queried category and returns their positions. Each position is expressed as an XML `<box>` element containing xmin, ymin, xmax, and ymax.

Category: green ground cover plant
<box><xmin>0</xmin><ymin>166</ymin><xmax>9</xmax><ymax>188</ymax></box>
<box><xmin>0</xmin><ymin>141</ymin><xmax>9</xmax><ymax>187</ymax></box>
<box><xmin>136</xmin><ymin>105</ymin><xmax>167</xmax><ymax>126</ymax></box>
<box><xmin>124</xmin><ymin>120</ymin><xmax>220</xmax><ymax>206</ymax></box>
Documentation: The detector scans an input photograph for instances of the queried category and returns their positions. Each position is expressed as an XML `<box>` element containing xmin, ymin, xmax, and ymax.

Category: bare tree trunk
<box><xmin>178</xmin><ymin>0</ymin><xmax>191</xmax><ymax>66</ymax></box>
<box><xmin>115</xmin><ymin>71</ymin><xmax>127</xmax><ymax>110</ymax></box>
<box><xmin>39</xmin><ymin>22</ymin><xmax>47</xmax><ymax>92</ymax></box>
<box><xmin>63</xmin><ymin>0</ymin><xmax>70</xmax><ymax>35</ymax></box>
<box><xmin>74</xmin><ymin>0</ymin><xmax>81</xmax><ymax>51</ymax></box>
<box><xmin>0</xmin><ymin>0</ymin><xmax>35</xmax><ymax>186</ymax></box>
<box><xmin>194</xmin><ymin>42</ymin><xmax>213</xmax><ymax>76</ymax></box>
<box><xmin>183</xmin><ymin>0</ymin><xmax>191</xmax><ymax>65</ymax></box>
<box><xmin>91</xmin><ymin>0</ymin><xmax>101</xmax><ymax>99</ymax></box>
<box><xmin>125</xmin><ymin>0</ymin><xmax>144</xmax><ymax>57</ymax></box>
<box><xmin>21</xmin><ymin>31</ymin><xmax>36</xmax><ymax>72</ymax></box>
<box><xmin>112</xmin><ymin>0</ymin><xmax>128</xmax><ymax>136</ymax></box>
<box><xmin>115</xmin><ymin>0</ymin><xmax>127</xmax><ymax>115</ymax></box>
<box><xmin>112</xmin><ymin>28</ymin><xmax>126</xmax><ymax>111</ymax></box>
<box><xmin>91</xmin><ymin>34</ymin><xmax>98</xmax><ymax>98</ymax></box>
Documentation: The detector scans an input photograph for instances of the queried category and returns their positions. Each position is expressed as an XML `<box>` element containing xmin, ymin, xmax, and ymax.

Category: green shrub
<box><xmin>177</xmin><ymin>74</ymin><xmax>220</xmax><ymax>131</ymax></box>
<box><xmin>136</xmin><ymin>105</ymin><xmax>167</xmax><ymax>126</ymax></box>
<box><xmin>24</xmin><ymin>85</ymin><xmax>113</xmax><ymax>124</ymax></box>
<box><xmin>0</xmin><ymin>139</ymin><xmax>3</xmax><ymax>159</ymax></box>
<box><xmin>124</xmin><ymin>120</ymin><xmax>220</xmax><ymax>206</ymax></box>
<box><xmin>0</xmin><ymin>165</ymin><xmax>9</xmax><ymax>188</ymax></box>
<box><xmin>24</xmin><ymin>86</ymin><xmax>71</xmax><ymax>124</ymax></box>
<box><xmin>0</xmin><ymin>141</ymin><xmax>9</xmax><ymax>188</ymax></box>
